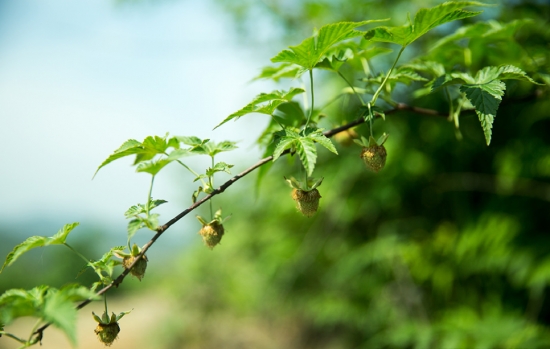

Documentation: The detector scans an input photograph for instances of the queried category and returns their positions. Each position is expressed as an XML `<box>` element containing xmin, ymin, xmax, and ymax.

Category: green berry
<box><xmin>292</xmin><ymin>188</ymin><xmax>321</xmax><ymax>217</ymax></box>
<box><xmin>95</xmin><ymin>322</ymin><xmax>120</xmax><ymax>347</ymax></box>
<box><xmin>199</xmin><ymin>221</ymin><xmax>225</xmax><ymax>249</ymax></box>
<box><xmin>361</xmin><ymin>145</ymin><xmax>387</xmax><ymax>172</ymax></box>
<box><xmin>122</xmin><ymin>255</ymin><xmax>148</xmax><ymax>281</ymax></box>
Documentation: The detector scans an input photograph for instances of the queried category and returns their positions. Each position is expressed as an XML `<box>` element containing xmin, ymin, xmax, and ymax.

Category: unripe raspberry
<box><xmin>292</xmin><ymin>188</ymin><xmax>321</xmax><ymax>217</ymax></box>
<box><xmin>361</xmin><ymin>145</ymin><xmax>387</xmax><ymax>172</ymax></box>
<box><xmin>199</xmin><ymin>221</ymin><xmax>225</xmax><ymax>249</ymax></box>
<box><xmin>122</xmin><ymin>255</ymin><xmax>148</xmax><ymax>281</ymax></box>
<box><xmin>94</xmin><ymin>322</ymin><xmax>120</xmax><ymax>347</ymax></box>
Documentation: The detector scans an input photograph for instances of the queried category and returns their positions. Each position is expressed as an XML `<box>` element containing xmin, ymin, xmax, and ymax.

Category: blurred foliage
<box><xmin>144</xmin><ymin>0</ymin><xmax>550</xmax><ymax>348</ymax></box>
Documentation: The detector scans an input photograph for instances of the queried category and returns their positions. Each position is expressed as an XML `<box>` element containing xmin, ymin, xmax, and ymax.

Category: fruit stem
<box><xmin>445</xmin><ymin>87</ymin><xmax>456</xmax><ymax>125</ymax></box>
<box><xmin>370</xmin><ymin>45</ymin><xmax>405</xmax><ymax>107</ymax></box>
<box><xmin>209</xmin><ymin>156</ymin><xmax>215</xmax><ymax>220</ymax></box>
<box><xmin>305</xmin><ymin>69</ymin><xmax>315</xmax><ymax>130</ymax></box>
<box><xmin>104</xmin><ymin>293</ymin><xmax>108</xmax><ymax>316</ymax></box>
<box><xmin>27</xmin><ymin>318</ymin><xmax>42</xmax><ymax>344</ymax></box>
<box><xmin>63</xmin><ymin>243</ymin><xmax>91</xmax><ymax>264</ymax></box>
<box><xmin>1</xmin><ymin>331</ymin><xmax>27</xmax><ymax>345</ymax></box>
<box><xmin>338</xmin><ymin>71</ymin><xmax>366</xmax><ymax>105</ymax></box>
<box><xmin>146</xmin><ymin>175</ymin><xmax>155</xmax><ymax>218</ymax></box>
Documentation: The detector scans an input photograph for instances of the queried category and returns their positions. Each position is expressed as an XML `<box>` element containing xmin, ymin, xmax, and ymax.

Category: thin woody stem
<box><xmin>31</xmin><ymin>100</ymin><xmax>482</xmax><ymax>339</ymax></box>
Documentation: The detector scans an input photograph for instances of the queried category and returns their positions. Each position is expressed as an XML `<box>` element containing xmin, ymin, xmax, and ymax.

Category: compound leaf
<box><xmin>93</xmin><ymin>139</ymin><xmax>142</xmax><ymax>178</ymax></box>
<box><xmin>215</xmin><ymin>88</ymin><xmax>305</xmax><ymax>129</ymax></box>
<box><xmin>306</xmin><ymin>129</ymin><xmax>338</xmax><ymax>155</ymax></box>
<box><xmin>272</xmin><ymin>20</ymin><xmax>387</xmax><ymax>70</ymax></box>
<box><xmin>1</xmin><ymin>223</ymin><xmax>80</xmax><ymax>272</ymax></box>
<box><xmin>295</xmin><ymin>137</ymin><xmax>318</xmax><ymax>176</ymax></box>
<box><xmin>364</xmin><ymin>2</ymin><xmax>486</xmax><ymax>47</ymax></box>
<box><xmin>461</xmin><ymin>80</ymin><xmax>505</xmax><ymax>145</ymax></box>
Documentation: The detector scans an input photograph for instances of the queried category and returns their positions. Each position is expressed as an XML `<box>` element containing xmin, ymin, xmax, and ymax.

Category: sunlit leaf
<box><xmin>364</xmin><ymin>2</ymin><xmax>486</xmax><ymax>47</ymax></box>
<box><xmin>93</xmin><ymin>139</ymin><xmax>142</xmax><ymax>178</ymax></box>
<box><xmin>272</xmin><ymin>20</ymin><xmax>388</xmax><ymax>70</ymax></box>
<box><xmin>48</xmin><ymin>222</ymin><xmax>80</xmax><ymax>245</ymax></box>
<box><xmin>43</xmin><ymin>289</ymin><xmax>78</xmax><ymax>345</ymax></box>
<box><xmin>127</xmin><ymin>219</ymin><xmax>146</xmax><ymax>240</ymax></box>
<box><xmin>136</xmin><ymin>158</ymin><xmax>173</xmax><ymax>176</ymax></box>
<box><xmin>253</xmin><ymin>63</ymin><xmax>303</xmax><ymax>81</ymax></box>
<box><xmin>295</xmin><ymin>137</ymin><xmax>317</xmax><ymax>176</ymax></box>
<box><xmin>206</xmin><ymin>162</ymin><xmax>234</xmax><ymax>177</ymax></box>
<box><xmin>1</xmin><ymin>223</ymin><xmax>79</xmax><ymax>272</ymax></box>
<box><xmin>214</xmin><ymin>88</ymin><xmax>305</xmax><ymax>129</ymax></box>
<box><xmin>272</xmin><ymin>128</ymin><xmax>300</xmax><ymax>161</ymax></box>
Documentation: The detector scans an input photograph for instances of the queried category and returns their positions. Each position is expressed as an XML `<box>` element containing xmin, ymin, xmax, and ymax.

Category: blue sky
<box><xmin>0</xmin><ymin>0</ymin><xmax>279</xmax><ymax>242</ymax></box>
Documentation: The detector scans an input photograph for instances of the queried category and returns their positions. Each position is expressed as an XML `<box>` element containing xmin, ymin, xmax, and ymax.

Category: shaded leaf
<box><xmin>461</xmin><ymin>80</ymin><xmax>505</xmax><ymax>145</ymax></box>
<box><xmin>305</xmin><ymin>129</ymin><xmax>338</xmax><ymax>155</ymax></box>
<box><xmin>432</xmin><ymin>19</ymin><xmax>533</xmax><ymax>50</ymax></box>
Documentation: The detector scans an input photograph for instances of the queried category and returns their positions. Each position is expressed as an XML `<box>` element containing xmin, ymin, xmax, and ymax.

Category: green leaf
<box><xmin>273</xmin><ymin>102</ymin><xmax>306</xmax><ymax>126</ymax></box>
<box><xmin>115</xmin><ymin>310</ymin><xmax>132</xmax><ymax>322</ymax></box>
<box><xmin>432</xmin><ymin>19</ymin><xmax>533</xmax><ymax>50</ymax></box>
<box><xmin>136</xmin><ymin>158</ymin><xmax>173</xmax><ymax>176</ymax></box>
<box><xmin>127</xmin><ymin>219</ymin><xmax>146</xmax><ymax>240</ymax></box>
<box><xmin>176</xmin><ymin>136</ymin><xmax>210</xmax><ymax>147</ymax></box>
<box><xmin>206</xmin><ymin>162</ymin><xmax>234</xmax><ymax>177</ymax></box>
<box><xmin>295</xmin><ymin>137</ymin><xmax>317</xmax><ymax>176</ymax></box>
<box><xmin>1</xmin><ymin>223</ymin><xmax>79</xmax><ymax>272</ymax></box>
<box><xmin>58</xmin><ymin>284</ymin><xmax>99</xmax><ymax>302</ymax></box>
<box><xmin>88</xmin><ymin>246</ymin><xmax>125</xmax><ymax>279</ymax></box>
<box><xmin>432</xmin><ymin>72</ymin><xmax>475</xmax><ymax>90</ymax></box>
<box><xmin>272</xmin><ymin>128</ymin><xmax>300</xmax><ymax>161</ymax></box>
<box><xmin>214</xmin><ymin>88</ymin><xmax>305</xmax><ymax>129</ymax></box>
<box><xmin>461</xmin><ymin>80</ymin><xmax>505</xmax><ymax>145</ymax></box>
<box><xmin>149</xmin><ymin>199</ymin><xmax>167</xmax><ymax>211</ymax></box>
<box><xmin>124</xmin><ymin>204</ymin><xmax>146</xmax><ymax>218</ymax></box>
<box><xmin>166</xmin><ymin>148</ymin><xmax>192</xmax><ymax>161</ymax></box>
<box><xmin>48</xmin><ymin>222</ymin><xmax>80</xmax><ymax>245</ymax></box>
<box><xmin>202</xmin><ymin>140</ymin><xmax>239</xmax><ymax>157</ymax></box>
<box><xmin>0</xmin><ymin>286</ymin><xmax>47</xmax><ymax>324</ymax></box>
<box><xmin>364</xmin><ymin>2</ymin><xmax>486</xmax><ymax>47</ymax></box>
<box><xmin>308</xmin><ymin>177</ymin><xmax>324</xmax><ymax>190</ymax></box>
<box><xmin>305</xmin><ymin>129</ymin><xmax>338</xmax><ymax>155</ymax></box>
<box><xmin>0</xmin><ymin>285</ymin><xmax>95</xmax><ymax>345</ymax></box>
<box><xmin>253</xmin><ymin>63</ymin><xmax>303</xmax><ymax>81</ymax></box>
<box><xmin>364</xmin><ymin>66</ymin><xmax>429</xmax><ymax>86</ymax></box>
<box><xmin>492</xmin><ymin>65</ymin><xmax>541</xmax><ymax>85</ymax></box>
<box><xmin>94</xmin><ymin>135</ymin><xmax>181</xmax><ymax>178</ymax></box>
<box><xmin>272</xmin><ymin>20</ymin><xmax>387</xmax><ymax>70</ymax></box>
<box><xmin>43</xmin><ymin>289</ymin><xmax>78</xmax><ymax>345</ymax></box>
<box><xmin>93</xmin><ymin>139</ymin><xmax>142</xmax><ymax>178</ymax></box>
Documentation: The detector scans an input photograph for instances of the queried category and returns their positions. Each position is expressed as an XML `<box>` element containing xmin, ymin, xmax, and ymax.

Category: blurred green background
<box><xmin>2</xmin><ymin>0</ymin><xmax>550</xmax><ymax>348</ymax></box>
